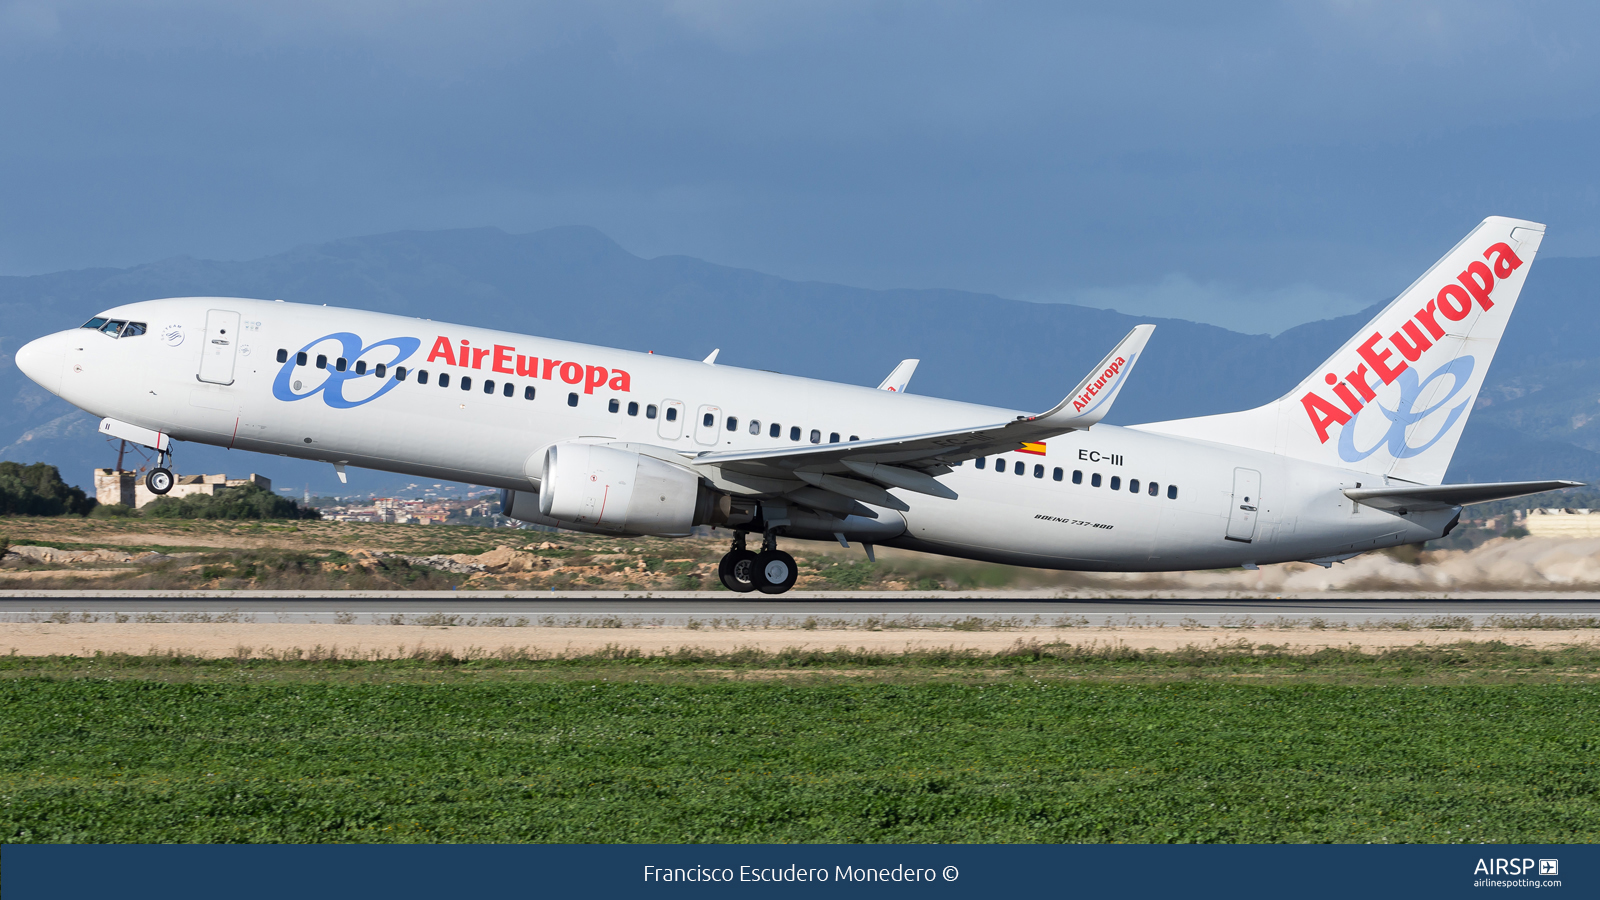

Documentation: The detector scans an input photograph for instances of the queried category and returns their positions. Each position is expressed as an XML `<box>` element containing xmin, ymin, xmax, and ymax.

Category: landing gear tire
<box><xmin>145</xmin><ymin>467</ymin><xmax>174</xmax><ymax>495</ymax></box>
<box><xmin>753</xmin><ymin>549</ymin><xmax>798</xmax><ymax>595</ymax></box>
<box><xmin>718</xmin><ymin>549</ymin><xmax>759</xmax><ymax>593</ymax></box>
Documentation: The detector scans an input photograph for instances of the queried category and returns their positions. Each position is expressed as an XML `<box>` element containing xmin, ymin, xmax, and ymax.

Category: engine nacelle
<box><xmin>537</xmin><ymin>442</ymin><xmax>723</xmax><ymax>536</ymax></box>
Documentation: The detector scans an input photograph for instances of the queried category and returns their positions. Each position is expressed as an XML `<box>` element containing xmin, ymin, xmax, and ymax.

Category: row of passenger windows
<box><xmin>277</xmin><ymin>348</ymin><xmax>865</xmax><ymax>433</ymax></box>
<box><xmin>279</xmin><ymin>349</ymin><xmax>550</xmax><ymax>401</ymax></box>
<box><xmin>974</xmin><ymin>456</ymin><xmax>1179</xmax><ymax>500</ymax></box>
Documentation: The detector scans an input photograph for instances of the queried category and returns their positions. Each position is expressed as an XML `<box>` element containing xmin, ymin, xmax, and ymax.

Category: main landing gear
<box><xmin>145</xmin><ymin>447</ymin><xmax>175</xmax><ymax>495</ymax></box>
<box><xmin>718</xmin><ymin>531</ymin><xmax>797</xmax><ymax>595</ymax></box>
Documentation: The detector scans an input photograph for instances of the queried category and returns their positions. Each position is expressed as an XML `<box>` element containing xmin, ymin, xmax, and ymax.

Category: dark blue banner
<box><xmin>2</xmin><ymin>844</ymin><xmax>1591</xmax><ymax>899</ymax></box>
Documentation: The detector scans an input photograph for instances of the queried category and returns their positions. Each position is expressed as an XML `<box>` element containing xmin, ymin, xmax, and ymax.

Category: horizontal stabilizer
<box><xmin>1345</xmin><ymin>480</ymin><xmax>1584</xmax><ymax>513</ymax></box>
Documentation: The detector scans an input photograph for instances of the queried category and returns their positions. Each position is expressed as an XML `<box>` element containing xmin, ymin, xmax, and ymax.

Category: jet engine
<box><xmin>532</xmin><ymin>442</ymin><xmax>728</xmax><ymax>536</ymax></box>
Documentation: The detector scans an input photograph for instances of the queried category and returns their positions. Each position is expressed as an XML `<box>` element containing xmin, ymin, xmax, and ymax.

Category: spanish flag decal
<box><xmin>1017</xmin><ymin>442</ymin><xmax>1047</xmax><ymax>456</ymax></box>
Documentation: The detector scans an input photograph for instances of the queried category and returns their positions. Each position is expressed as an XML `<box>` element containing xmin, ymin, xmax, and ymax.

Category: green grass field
<box><xmin>1</xmin><ymin>648</ymin><xmax>1596</xmax><ymax>844</ymax></box>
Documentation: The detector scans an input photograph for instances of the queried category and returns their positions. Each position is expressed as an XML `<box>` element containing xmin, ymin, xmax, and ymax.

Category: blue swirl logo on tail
<box><xmin>272</xmin><ymin>333</ymin><xmax>420</xmax><ymax>408</ymax></box>
<box><xmin>1338</xmin><ymin>356</ymin><xmax>1474</xmax><ymax>462</ymax></box>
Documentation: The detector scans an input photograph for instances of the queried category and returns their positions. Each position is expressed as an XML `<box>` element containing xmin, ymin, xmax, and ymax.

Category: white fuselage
<box><xmin>20</xmin><ymin>297</ymin><xmax>1453</xmax><ymax>570</ymax></box>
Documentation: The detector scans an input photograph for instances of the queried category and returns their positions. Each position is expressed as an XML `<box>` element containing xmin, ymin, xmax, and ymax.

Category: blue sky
<box><xmin>3</xmin><ymin>1</ymin><xmax>1599</xmax><ymax>333</ymax></box>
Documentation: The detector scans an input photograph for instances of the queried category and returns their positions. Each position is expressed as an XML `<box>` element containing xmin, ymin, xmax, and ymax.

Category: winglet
<box><xmin>703</xmin><ymin>349</ymin><xmax>720</xmax><ymax>365</ymax></box>
<box><xmin>877</xmin><ymin>359</ymin><xmax>919</xmax><ymax>393</ymax></box>
<box><xmin>1027</xmin><ymin>324</ymin><xmax>1154</xmax><ymax>430</ymax></box>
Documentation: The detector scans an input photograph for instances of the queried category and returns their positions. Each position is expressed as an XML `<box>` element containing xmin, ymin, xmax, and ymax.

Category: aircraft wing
<box><xmin>1344</xmin><ymin>480</ymin><xmax>1584</xmax><ymax>513</ymax></box>
<box><xmin>690</xmin><ymin>325</ymin><xmax>1154</xmax><ymax>505</ymax></box>
<box><xmin>877</xmin><ymin>359</ymin><xmax>919</xmax><ymax>392</ymax></box>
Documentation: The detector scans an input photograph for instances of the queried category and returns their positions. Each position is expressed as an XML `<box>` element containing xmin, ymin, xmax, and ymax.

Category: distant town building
<box><xmin>94</xmin><ymin>469</ymin><xmax>272</xmax><ymax>509</ymax></box>
<box><xmin>1524</xmin><ymin>508</ymin><xmax>1600</xmax><ymax>537</ymax></box>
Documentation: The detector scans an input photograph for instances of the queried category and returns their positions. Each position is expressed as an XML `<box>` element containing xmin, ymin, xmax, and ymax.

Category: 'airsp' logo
<box><xmin>272</xmin><ymin>332</ymin><xmax>420</xmax><ymax>409</ymax></box>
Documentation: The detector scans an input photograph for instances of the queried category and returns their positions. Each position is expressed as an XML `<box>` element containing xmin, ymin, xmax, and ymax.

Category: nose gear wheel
<box><xmin>145</xmin><ymin>467</ymin><xmax>174</xmax><ymax>495</ymax></box>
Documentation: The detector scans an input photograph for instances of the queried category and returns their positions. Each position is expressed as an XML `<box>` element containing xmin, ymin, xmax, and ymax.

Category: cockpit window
<box><xmin>79</xmin><ymin>317</ymin><xmax>146</xmax><ymax>338</ymax></box>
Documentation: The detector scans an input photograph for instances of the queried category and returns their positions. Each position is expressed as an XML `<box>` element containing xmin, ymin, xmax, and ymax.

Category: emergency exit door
<box><xmin>657</xmin><ymin>399</ymin><xmax>685</xmax><ymax>440</ymax></box>
<box><xmin>1225</xmin><ymin>467</ymin><xmax>1261</xmax><ymax>543</ymax></box>
<box><xmin>197</xmin><ymin>309</ymin><xmax>241</xmax><ymax>385</ymax></box>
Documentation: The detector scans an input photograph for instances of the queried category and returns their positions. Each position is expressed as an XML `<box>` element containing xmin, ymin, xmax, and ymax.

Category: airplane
<box><xmin>13</xmin><ymin>216</ymin><xmax>1581</xmax><ymax>594</ymax></box>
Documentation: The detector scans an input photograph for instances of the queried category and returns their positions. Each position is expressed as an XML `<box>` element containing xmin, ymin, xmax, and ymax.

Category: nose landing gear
<box><xmin>145</xmin><ymin>447</ymin><xmax>175</xmax><ymax>495</ymax></box>
<box><xmin>718</xmin><ymin>531</ymin><xmax>798</xmax><ymax>594</ymax></box>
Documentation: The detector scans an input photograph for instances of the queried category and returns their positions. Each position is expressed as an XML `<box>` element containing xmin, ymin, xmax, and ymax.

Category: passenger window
<box><xmin>609</xmin><ymin>398</ymin><xmax>620</xmax><ymax>413</ymax></box>
<box><xmin>770</xmin><ymin>422</ymin><xmax>780</xmax><ymax>438</ymax></box>
<box><xmin>647</xmin><ymin>404</ymin><xmax>658</xmax><ymax>419</ymax></box>
<box><xmin>749</xmin><ymin>419</ymin><xmax>760</xmax><ymax>434</ymax></box>
<box><xmin>1034</xmin><ymin>464</ymin><xmax>1044</xmax><ymax>479</ymax></box>
<box><xmin>727</xmin><ymin>416</ymin><xmax>738</xmax><ymax>432</ymax></box>
<box><xmin>790</xmin><ymin>426</ymin><xmax>801</xmax><ymax>441</ymax></box>
<box><xmin>1168</xmin><ymin>485</ymin><xmax>1178</xmax><ymax>500</ymax></box>
<box><xmin>994</xmin><ymin>457</ymin><xmax>1007</xmax><ymax>474</ymax></box>
<box><xmin>810</xmin><ymin>429</ymin><xmax>821</xmax><ymax>443</ymax></box>
<box><xmin>1014</xmin><ymin>461</ymin><xmax>1025</xmax><ymax>475</ymax></box>
<box><xmin>504</xmin><ymin>382</ymin><xmax>514</xmax><ymax>397</ymax></box>
<box><xmin>830</xmin><ymin>432</ymin><xmax>840</xmax><ymax>443</ymax></box>
<box><xmin>703</xmin><ymin>412</ymin><xmax>715</xmax><ymax>427</ymax></box>
<box><xmin>316</xmin><ymin>355</ymin><xmax>328</xmax><ymax>369</ymax></box>
<box><xmin>417</xmin><ymin>370</ymin><xmax>429</xmax><ymax>384</ymax></box>
<box><xmin>483</xmin><ymin>379</ymin><xmax>495</xmax><ymax>395</ymax></box>
<box><xmin>976</xmin><ymin>457</ymin><xmax>986</xmax><ymax>470</ymax></box>
<box><xmin>276</xmin><ymin>349</ymin><xmax>288</xmax><ymax>363</ymax></box>
<box><xmin>460</xmin><ymin>376</ymin><xmax>471</xmax><ymax>391</ymax></box>
<box><xmin>395</xmin><ymin>366</ymin><xmax>407</xmax><ymax>381</ymax></box>
<box><xmin>1130</xmin><ymin>479</ymin><xmax>1140</xmax><ymax>493</ymax></box>
<box><xmin>1110</xmin><ymin>476</ymin><xmax>1121</xmax><ymax>490</ymax></box>
<box><xmin>1149</xmin><ymin>481</ymin><xmax>1159</xmax><ymax>496</ymax></box>
<box><xmin>375</xmin><ymin>363</ymin><xmax>387</xmax><ymax>378</ymax></box>
<box><xmin>122</xmin><ymin>322</ymin><xmax>147</xmax><ymax>337</ymax></box>
<box><xmin>1052</xmin><ymin>467</ymin><xmax>1063</xmax><ymax>481</ymax></box>
<box><xmin>567</xmin><ymin>393</ymin><xmax>579</xmax><ymax>407</ymax></box>
<box><xmin>336</xmin><ymin>358</ymin><xmax>347</xmax><ymax>372</ymax></box>
<box><xmin>1091</xmin><ymin>473</ymin><xmax>1102</xmax><ymax>487</ymax></box>
<box><xmin>849</xmin><ymin>435</ymin><xmax>859</xmax><ymax>442</ymax></box>
<box><xmin>525</xmin><ymin>386</ymin><xmax>536</xmax><ymax>400</ymax></box>
<box><xmin>666</xmin><ymin>407</ymin><xmax>678</xmax><ymax>422</ymax></box>
<box><xmin>355</xmin><ymin>360</ymin><xmax>367</xmax><ymax>375</ymax></box>
<box><xmin>1072</xmin><ymin>470</ymin><xmax>1082</xmax><ymax>484</ymax></box>
<box><xmin>439</xmin><ymin>373</ymin><xmax>450</xmax><ymax>388</ymax></box>
<box><xmin>628</xmin><ymin>401</ymin><xmax>639</xmax><ymax>416</ymax></box>
<box><xmin>297</xmin><ymin>352</ymin><xmax>308</xmax><ymax>366</ymax></box>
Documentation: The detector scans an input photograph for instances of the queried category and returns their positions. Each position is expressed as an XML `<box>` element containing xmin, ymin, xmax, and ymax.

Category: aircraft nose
<box><xmin>15</xmin><ymin>333</ymin><xmax>64</xmax><ymax>395</ymax></box>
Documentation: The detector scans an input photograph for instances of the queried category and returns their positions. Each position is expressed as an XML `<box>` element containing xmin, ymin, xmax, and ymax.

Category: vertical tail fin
<box><xmin>1138</xmin><ymin>216</ymin><xmax>1545</xmax><ymax>484</ymax></box>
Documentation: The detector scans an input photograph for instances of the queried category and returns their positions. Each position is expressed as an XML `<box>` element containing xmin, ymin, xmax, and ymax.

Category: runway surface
<box><xmin>2</xmin><ymin>591</ymin><xmax>1597</xmax><ymax>626</ymax></box>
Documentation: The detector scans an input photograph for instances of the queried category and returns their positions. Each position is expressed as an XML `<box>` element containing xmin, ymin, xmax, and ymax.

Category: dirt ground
<box><xmin>2</xmin><ymin>623</ymin><xmax>1595</xmax><ymax>658</ymax></box>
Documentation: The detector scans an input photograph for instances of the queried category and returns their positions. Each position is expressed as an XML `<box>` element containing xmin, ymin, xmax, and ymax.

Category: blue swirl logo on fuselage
<box><xmin>271</xmin><ymin>333</ymin><xmax>421</xmax><ymax>408</ymax></box>
<box><xmin>1337</xmin><ymin>355</ymin><xmax>1474</xmax><ymax>462</ymax></box>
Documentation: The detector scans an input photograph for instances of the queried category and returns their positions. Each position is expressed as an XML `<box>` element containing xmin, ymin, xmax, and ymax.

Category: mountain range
<box><xmin>2</xmin><ymin>226</ymin><xmax>1597</xmax><ymax>497</ymax></box>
